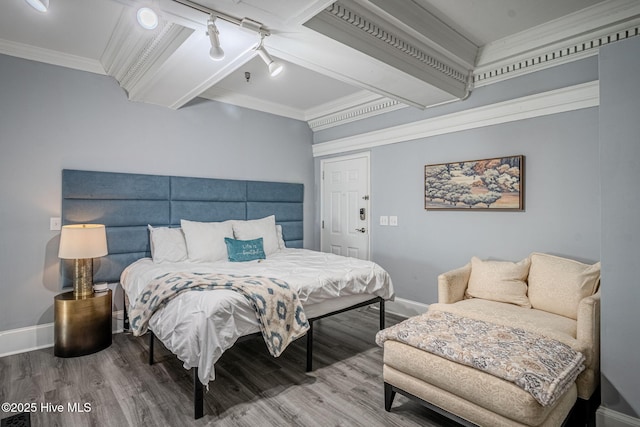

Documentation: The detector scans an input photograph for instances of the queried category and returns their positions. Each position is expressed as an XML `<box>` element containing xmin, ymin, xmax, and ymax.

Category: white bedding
<box><xmin>121</xmin><ymin>248</ymin><xmax>394</xmax><ymax>385</ymax></box>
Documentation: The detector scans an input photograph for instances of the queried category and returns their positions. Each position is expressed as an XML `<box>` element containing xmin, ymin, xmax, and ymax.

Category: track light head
<box><xmin>256</xmin><ymin>46</ymin><xmax>283</xmax><ymax>77</ymax></box>
<box><xmin>207</xmin><ymin>15</ymin><xmax>225</xmax><ymax>61</ymax></box>
<box><xmin>25</xmin><ymin>0</ymin><xmax>49</xmax><ymax>12</ymax></box>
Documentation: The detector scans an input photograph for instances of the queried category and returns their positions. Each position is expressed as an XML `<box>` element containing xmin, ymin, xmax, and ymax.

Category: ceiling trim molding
<box><xmin>0</xmin><ymin>38</ymin><xmax>106</xmax><ymax>75</ymax></box>
<box><xmin>199</xmin><ymin>86</ymin><xmax>307</xmax><ymax>121</ymax></box>
<box><xmin>474</xmin><ymin>0</ymin><xmax>640</xmax><ymax>87</ymax></box>
<box><xmin>475</xmin><ymin>23</ymin><xmax>640</xmax><ymax>88</ymax></box>
<box><xmin>312</xmin><ymin>81</ymin><xmax>599</xmax><ymax>158</ymax></box>
<box><xmin>201</xmin><ymin>89</ymin><xmax>409</xmax><ymax>128</ymax></box>
<box><xmin>308</xmin><ymin>95</ymin><xmax>405</xmax><ymax>131</ymax></box>
<box><xmin>477</xmin><ymin>0</ymin><xmax>640</xmax><ymax>67</ymax></box>
<box><xmin>367</xmin><ymin>0</ymin><xmax>477</xmax><ymax>68</ymax></box>
<box><xmin>101</xmin><ymin>12</ymin><xmax>194</xmax><ymax>102</ymax></box>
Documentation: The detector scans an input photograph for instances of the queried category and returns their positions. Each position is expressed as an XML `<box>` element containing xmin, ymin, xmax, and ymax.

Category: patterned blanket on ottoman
<box><xmin>376</xmin><ymin>309</ymin><xmax>584</xmax><ymax>406</ymax></box>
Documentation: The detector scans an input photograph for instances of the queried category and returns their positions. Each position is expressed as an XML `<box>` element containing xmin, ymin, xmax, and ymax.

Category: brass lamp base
<box><xmin>73</xmin><ymin>258</ymin><xmax>94</xmax><ymax>297</ymax></box>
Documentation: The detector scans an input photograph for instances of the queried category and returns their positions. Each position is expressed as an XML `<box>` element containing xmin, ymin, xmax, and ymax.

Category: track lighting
<box><xmin>256</xmin><ymin>43</ymin><xmax>283</xmax><ymax>77</ymax></box>
<box><xmin>137</xmin><ymin>7</ymin><xmax>158</xmax><ymax>30</ymax></box>
<box><xmin>207</xmin><ymin>15</ymin><xmax>224</xmax><ymax>61</ymax></box>
<box><xmin>25</xmin><ymin>0</ymin><xmax>49</xmax><ymax>12</ymax></box>
<box><xmin>171</xmin><ymin>1</ymin><xmax>283</xmax><ymax>76</ymax></box>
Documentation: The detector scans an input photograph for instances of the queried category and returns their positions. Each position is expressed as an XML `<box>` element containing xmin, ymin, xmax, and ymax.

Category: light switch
<box><xmin>50</xmin><ymin>217</ymin><xmax>61</xmax><ymax>231</ymax></box>
<box><xmin>389</xmin><ymin>216</ymin><xmax>398</xmax><ymax>226</ymax></box>
<box><xmin>379</xmin><ymin>216</ymin><xmax>388</xmax><ymax>226</ymax></box>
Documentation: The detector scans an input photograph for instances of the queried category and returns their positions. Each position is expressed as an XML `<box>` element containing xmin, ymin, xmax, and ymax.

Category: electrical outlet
<box><xmin>379</xmin><ymin>216</ymin><xmax>388</xmax><ymax>226</ymax></box>
<box><xmin>50</xmin><ymin>217</ymin><xmax>61</xmax><ymax>231</ymax></box>
<box><xmin>389</xmin><ymin>216</ymin><xmax>398</xmax><ymax>226</ymax></box>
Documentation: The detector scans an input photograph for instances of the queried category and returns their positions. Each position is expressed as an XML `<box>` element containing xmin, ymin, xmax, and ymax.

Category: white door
<box><xmin>321</xmin><ymin>153</ymin><xmax>370</xmax><ymax>259</ymax></box>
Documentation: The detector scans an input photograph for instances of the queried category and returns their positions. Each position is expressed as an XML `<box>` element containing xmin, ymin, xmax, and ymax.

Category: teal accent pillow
<box><xmin>224</xmin><ymin>237</ymin><xmax>266</xmax><ymax>262</ymax></box>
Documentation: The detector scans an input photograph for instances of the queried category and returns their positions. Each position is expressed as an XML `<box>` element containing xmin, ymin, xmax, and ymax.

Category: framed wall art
<box><xmin>424</xmin><ymin>155</ymin><xmax>524</xmax><ymax>211</ymax></box>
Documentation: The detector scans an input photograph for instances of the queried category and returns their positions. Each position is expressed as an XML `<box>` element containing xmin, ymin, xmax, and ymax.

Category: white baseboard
<box><xmin>383</xmin><ymin>297</ymin><xmax>429</xmax><ymax>318</ymax></box>
<box><xmin>0</xmin><ymin>310</ymin><xmax>125</xmax><ymax>358</ymax></box>
<box><xmin>597</xmin><ymin>407</ymin><xmax>640</xmax><ymax>427</ymax></box>
<box><xmin>0</xmin><ymin>323</ymin><xmax>54</xmax><ymax>358</ymax></box>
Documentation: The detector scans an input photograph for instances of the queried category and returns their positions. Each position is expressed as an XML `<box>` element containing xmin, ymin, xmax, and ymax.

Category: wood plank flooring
<box><xmin>0</xmin><ymin>308</ymin><xmax>460</xmax><ymax>427</ymax></box>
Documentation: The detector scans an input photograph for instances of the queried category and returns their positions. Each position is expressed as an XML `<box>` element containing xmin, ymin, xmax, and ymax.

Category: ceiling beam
<box><xmin>303</xmin><ymin>0</ymin><xmax>472</xmax><ymax>100</ymax></box>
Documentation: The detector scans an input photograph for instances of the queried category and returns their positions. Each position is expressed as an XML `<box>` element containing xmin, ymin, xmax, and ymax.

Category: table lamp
<box><xmin>58</xmin><ymin>224</ymin><xmax>108</xmax><ymax>297</ymax></box>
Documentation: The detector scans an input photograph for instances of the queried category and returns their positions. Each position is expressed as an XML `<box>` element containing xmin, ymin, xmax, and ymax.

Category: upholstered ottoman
<box><xmin>383</xmin><ymin>340</ymin><xmax>577</xmax><ymax>427</ymax></box>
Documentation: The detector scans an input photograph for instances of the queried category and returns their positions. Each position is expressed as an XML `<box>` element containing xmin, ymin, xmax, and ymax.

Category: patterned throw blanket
<box><xmin>376</xmin><ymin>310</ymin><xmax>585</xmax><ymax>406</ymax></box>
<box><xmin>129</xmin><ymin>272</ymin><xmax>310</xmax><ymax>357</ymax></box>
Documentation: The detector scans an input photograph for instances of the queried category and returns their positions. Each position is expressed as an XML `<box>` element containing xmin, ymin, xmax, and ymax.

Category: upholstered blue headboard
<box><xmin>61</xmin><ymin>169</ymin><xmax>304</xmax><ymax>284</ymax></box>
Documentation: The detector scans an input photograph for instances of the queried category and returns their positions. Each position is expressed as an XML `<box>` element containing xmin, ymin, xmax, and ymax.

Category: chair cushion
<box><xmin>430</xmin><ymin>299</ymin><xmax>578</xmax><ymax>345</ymax></box>
<box><xmin>527</xmin><ymin>253</ymin><xmax>600</xmax><ymax>320</ymax></box>
<box><xmin>465</xmin><ymin>256</ymin><xmax>531</xmax><ymax>308</ymax></box>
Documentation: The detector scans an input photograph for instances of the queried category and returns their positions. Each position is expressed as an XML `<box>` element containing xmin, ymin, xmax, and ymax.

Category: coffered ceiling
<box><xmin>1</xmin><ymin>0</ymin><xmax>639</xmax><ymax>130</ymax></box>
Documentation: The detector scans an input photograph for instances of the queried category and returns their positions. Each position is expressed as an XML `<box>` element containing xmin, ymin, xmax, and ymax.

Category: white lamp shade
<box><xmin>209</xmin><ymin>45</ymin><xmax>225</xmax><ymax>60</ymax></box>
<box><xmin>58</xmin><ymin>224</ymin><xmax>108</xmax><ymax>259</ymax></box>
<box><xmin>256</xmin><ymin>46</ymin><xmax>284</xmax><ymax>77</ymax></box>
<box><xmin>207</xmin><ymin>17</ymin><xmax>224</xmax><ymax>60</ymax></box>
<box><xmin>268</xmin><ymin>61</ymin><xmax>284</xmax><ymax>77</ymax></box>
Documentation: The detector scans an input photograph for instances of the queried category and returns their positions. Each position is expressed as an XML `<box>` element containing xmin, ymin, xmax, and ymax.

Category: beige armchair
<box><xmin>382</xmin><ymin>253</ymin><xmax>601</xmax><ymax>426</ymax></box>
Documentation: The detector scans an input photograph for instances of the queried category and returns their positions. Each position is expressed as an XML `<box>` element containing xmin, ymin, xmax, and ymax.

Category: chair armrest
<box><xmin>437</xmin><ymin>263</ymin><xmax>471</xmax><ymax>304</ymax></box>
<box><xmin>577</xmin><ymin>290</ymin><xmax>601</xmax><ymax>368</ymax></box>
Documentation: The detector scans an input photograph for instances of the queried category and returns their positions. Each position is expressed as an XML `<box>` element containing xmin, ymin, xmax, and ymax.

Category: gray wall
<box><xmin>314</xmin><ymin>58</ymin><xmax>601</xmax><ymax>304</ymax></box>
<box><xmin>0</xmin><ymin>54</ymin><xmax>314</xmax><ymax>332</ymax></box>
<box><xmin>599</xmin><ymin>36</ymin><xmax>640</xmax><ymax>418</ymax></box>
<box><xmin>369</xmin><ymin>109</ymin><xmax>600</xmax><ymax>303</ymax></box>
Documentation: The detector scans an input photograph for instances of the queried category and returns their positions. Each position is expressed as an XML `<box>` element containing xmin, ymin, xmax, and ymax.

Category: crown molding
<box><xmin>367</xmin><ymin>0</ymin><xmax>477</xmax><ymax>69</ymax></box>
<box><xmin>474</xmin><ymin>0</ymin><xmax>640</xmax><ymax>87</ymax></box>
<box><xmin>199</xmin><ymin>89</ymin><xmax>407</xmax><ymax>130</ymax></box>
<box><xmin>307</xmin><ymin>94</ymin><xmax>406</xmax><ymax>131</ymax></box>
<box><xmin>312</xmin><ymin>81</ymin><xmax>599</xmax><ymax>157</ymax></box>
<box><xmin>199</xmin><ymin>86</ymin><xmax>306</xmax><ymax>120</ymax></box>
<box><xmin>0</xmin><ymin>39</ymin><xmax>106</xmax><ymax>75</ymax></box>
<box><xmin>101</xmin><ymin>10</ymin><xmax>194</xmax><ymax>102</ymax></box>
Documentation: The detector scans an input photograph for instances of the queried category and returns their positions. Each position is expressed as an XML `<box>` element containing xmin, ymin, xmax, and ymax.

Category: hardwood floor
<box><xmin>0</xmin><ymin>307</ymin><xmax>461</xmax><ymax>427</ymax></box>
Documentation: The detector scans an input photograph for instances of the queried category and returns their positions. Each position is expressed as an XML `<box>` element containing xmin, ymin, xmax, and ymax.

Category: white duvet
<box><xmin>120</xmin><ymin>248</ymin><xmax>394</xmax><ymax>385</ymax></box>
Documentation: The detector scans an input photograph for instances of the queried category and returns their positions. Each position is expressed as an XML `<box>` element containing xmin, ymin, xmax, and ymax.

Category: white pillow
<box><xmin>276</xmin><ymin>224</ymin><xmax>286</xmax><ymax>249</ymax></box>
<box><xmin>148</xmin><ymin>225</ymin><xmax>187</xmax><ymax>263</ymax></box>
<box><xmin>465</xmin><ymin>256</ymin><xmax>531</xmax><ymax>308</ymax></box>
<box><xmin>180</xmin><ymin>219</ymin><xmax>234</xmax><ymax>262</ymax></box>
<box><xmin>232</xmin><ymin>215</ymin><xmax>279</xmax><ymax>255</ymax></box>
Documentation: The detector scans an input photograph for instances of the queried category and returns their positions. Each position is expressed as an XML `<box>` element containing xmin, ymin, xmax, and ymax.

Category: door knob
<box><xmin>355</xmin><ymin>227</ymin><xmax>366</xmax><ymax>233</ymax></box>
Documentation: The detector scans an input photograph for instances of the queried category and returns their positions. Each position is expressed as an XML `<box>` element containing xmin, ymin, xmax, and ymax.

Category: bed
<box><xmin>61</xmin><ymin>169</ymin><xmax>394</xmax><ymax>419</ymax></box>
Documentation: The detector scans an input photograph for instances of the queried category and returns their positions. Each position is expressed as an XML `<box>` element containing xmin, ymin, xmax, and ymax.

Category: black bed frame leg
<box><xmin>306</xmin><ymin>320</ymin><xmax>314</xmax><ymax>372</ymax></box>
<box><xmin>148</xmin><ymin>331</ymin><xmax>155</xmax><ymax>365</ymax></box>
<box><xmin>123</xmin><ymin>303</ymin><xmax>129</xmax><ymax>332</ymax></box>
<box><xmin>384</xmin><ymin>382</ymin><xmax>396</xmax><ymax>412</ymax></box>
<box><xmin>193</xmin><ymin>367</ymin><xmax>204</xmax><ymax>419</ymax></box>
<box><xmin>379</xmin><ymin>298</ymin><xmax>385</xmax><ymax>330</ymax></box>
